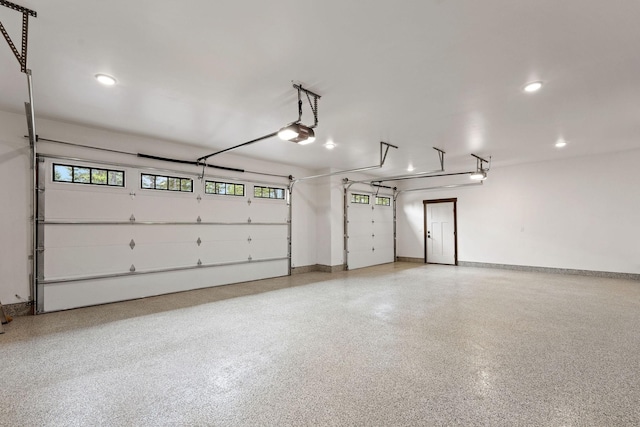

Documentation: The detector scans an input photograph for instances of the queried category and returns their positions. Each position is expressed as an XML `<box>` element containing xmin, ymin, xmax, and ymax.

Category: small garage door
<box><xmin>346</xmin><ymin>188</ymin><xmax>394</xmax><ymax>270</ymax></box>
<box><xmin>37</xmin><ymin>156</ymin><xmax>290</xmax><ymax>312</ymax></box>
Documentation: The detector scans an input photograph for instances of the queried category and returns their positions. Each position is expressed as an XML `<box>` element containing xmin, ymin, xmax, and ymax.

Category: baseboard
<box><xmin>291</xmin><ymin>264</ymin><xmax>346</xmax><ymax>274</ymax></box>
<box><xmin>458</xmin><ymin>261</ymin><xmax>640</xmax><ymax>281</ymax></box>
<box><xmin>396</xmin><ymin>257</ymin><xmax>424</xmax><ymax>264</ymax></box>
<box><xmin>2</xmin><ymin>301</ymin><xmax>33</xmax><ymax>317</ymax></box>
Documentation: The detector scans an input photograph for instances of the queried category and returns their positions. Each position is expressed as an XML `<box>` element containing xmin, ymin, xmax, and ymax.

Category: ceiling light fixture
<box><xmin>324</xmin><ymin>141</ymin><xmax>336</xmax><ymax>149</ymax></box>
<box><xmin>555</xmin><ymin>140</ymin><xmax>567</xmax><ymax>148</ymax></box>
<box><xmin>470</xmin><ymin>170</ymin><xmax>487</xmax><ymax>181</ymax></box>
<box><xmin>278</xmin><ymin>122</ymin><xmax>315</xmax><ymax>145</ymax></box>
<box><xmin>95</xmin><ymin>74</ymin><xmax>117</xmax><ymax>86</ymax></box>
<box><xmin>407</xmin><ymin>165</ymin><xmax>415</xmax><ymax>172</ymax></box>
<box><xmin>523</xmin><ymin>81</ymin><xmax>543</xmax><ymax>93</ymax></box>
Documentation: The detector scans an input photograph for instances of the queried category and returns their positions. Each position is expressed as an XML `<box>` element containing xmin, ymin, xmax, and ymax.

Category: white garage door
<box><xmin>36</xmin><ymin>156</ymin><xmax>290</xmax><ymax>312</ymax></box>
<box><xmin>346</xmin><ymin>188</ymin><xmax>395</xmax><ymax>270</ymax></box>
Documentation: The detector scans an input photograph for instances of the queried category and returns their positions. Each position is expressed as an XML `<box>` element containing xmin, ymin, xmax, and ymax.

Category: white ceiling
<box><xmin>2</xmin><ymin>1</ymin><xmax>640</xmax><ymax>175</ymax></box>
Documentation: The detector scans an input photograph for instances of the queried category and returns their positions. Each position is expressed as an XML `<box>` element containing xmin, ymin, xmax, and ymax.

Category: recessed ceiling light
<box><xmin>324</xmin><ymin>141</ymin><xmax>336</xmax><ymax>150</ymax></box>
<box><xmin>555</xmin><ymin>140</ymin><xmax>567</xmax><ymax>148</ymax></box>
<box><xmin>523</xmin><ymin>81</ymin><xmax>543</xmax><ymax>93</ymax></box>
<box><xmin>407</xmin><ymin>165</ymin><xmax>415</xmax><ymax>172</ymax></box>
<box><xmin>95</xmin><ymin>74</ymin><xmax>117</xmax><ymax>86</ymax></box>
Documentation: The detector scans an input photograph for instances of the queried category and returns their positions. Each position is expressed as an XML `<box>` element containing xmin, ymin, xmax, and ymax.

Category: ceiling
<box><xmin>2</xmin><ymin>1</ymin><xmax>640</xmax><ymax>175</ymax></box>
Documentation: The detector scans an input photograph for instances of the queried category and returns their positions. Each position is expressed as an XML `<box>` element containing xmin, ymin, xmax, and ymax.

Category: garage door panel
<box><xmin>249</xmin><ymin>238</ymin><xmax>288</xmax><ymax>258</ymax></box>
<box><xmin>197</xmin><ymin>225</ymin><xmax>250</xmax><ymax>241</ymax></box>
<box><xmin>131</xmin><ymin>226</ymin><xmax>200</xmax><ymax>245</ymax></box>
<box><xmin>46</xmin><ymin>225</ymin><xmax>130</xmax><ymax>247</ymax></box>
<box><xmin>46</xmin><ymin>188</ymin><xmax>133</xmax><ymax>221</ymax></box>
<box><xmin>44</xmin><ymin>246</ymin><xmax>131</xmax><ymax>279</ymax></box>
<box><xmin>249</xmin><ymin>201</ymin><xmax>288</xmax><ymax>222</ymax></box>
<box><xmin>348</xmin><ymin>221</ymin><xmax>373</xmax><ymax>236</ymax></box>
<box><xmin>199</xmin><ymin>243</ymin><xmax>249</xmax><ymax>263</ymax></box>
<box><xmin>374</xmin><ymin>230</ymin><xmax>394</xmax><ymax>240</ymax></box>
<box><xmin>373</xmin><ymin>208</ymin><xmax>392</xmax><ymax>222</ymax></box>
<box><xmin>201</xmin><ymin>198</ymin><xmax>250</xmax><ymax>222</ymax></box>
<box><xmin>134</xmin><ymin>193</ymin><xmax>200</xmax><ymax>221</ymax></box>
<box><xmin>132</xmin><ymin>242</ymin><xmax>200</xmax><ymax>270</ymax></box>
<box><xmin>349</xmin><ymin>236</ymin><xmax>373</xmax><ymax>252</ymax></box>
<box><xmin>348</xmin><ymin>250</ymin><xmax>376</xmax><ymax>270</ymax></box>
<box><xmin>42</xmin><ymin>260</ymin><xmax>289</xmax><ymax>312</ymax></box>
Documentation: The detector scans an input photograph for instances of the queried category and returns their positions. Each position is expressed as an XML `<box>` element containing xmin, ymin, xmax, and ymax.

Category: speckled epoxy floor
<box><xmin>1</xmin><ymin>263</ymin><xmax>639</xmax><ymax>426</ymax></box>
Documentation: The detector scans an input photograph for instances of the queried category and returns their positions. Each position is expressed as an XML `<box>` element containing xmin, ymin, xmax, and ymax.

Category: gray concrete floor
<box><xmin>1</xmin><ymin>263</ymin><xmax>639</xmax><ymax>426</ymax></box>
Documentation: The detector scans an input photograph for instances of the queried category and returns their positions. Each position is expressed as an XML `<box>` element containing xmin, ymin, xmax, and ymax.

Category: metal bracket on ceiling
<box><xmin>293</xmin><ymin>83</ymin><xmax>321</xmax><ymax>128</ymax></box>
<box><xmin>0</xmin><ymin>0</ymin><xmax>37</xmax><ymax>73</ymax></box>
<box><xmin>471</xmin><ymin>153</ymin><xmax>491</xmax><ymax>171</ymax></box>
<box><xmin>380</xmin><ymin>141</ymin><xmax>399</xmax><ymax>166</ymax></box>
<box><xmin>434</xmin><ymin>147</ymin><xmax>446</xmax><ymax>170</ymax></box>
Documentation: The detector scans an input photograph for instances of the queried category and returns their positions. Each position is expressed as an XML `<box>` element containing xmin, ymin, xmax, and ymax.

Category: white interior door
<box><xmin>426</xmin><ymin>201</ymin><xmax>456</xmax><ymax>265</ymax></box>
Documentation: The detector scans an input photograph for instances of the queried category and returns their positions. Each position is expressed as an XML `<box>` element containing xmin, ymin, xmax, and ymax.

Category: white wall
<box><xmin>397</xmin><ymin>149</ymin><xmax>640</xmax><ymax>274</ymax></box>
<box><xmin>311</xmin><ymin>174</ymin><xmax>344</xmax><ymax>266</ymax></box>
<box><xmin>0</xmin><ymin>110</ymin><xmax>318</xmax><ymax>305</ymax></box>
<box><xmin>0</xmin><ymin>112</ymin><xmax>32</xmax><ymax>305</ymax></box>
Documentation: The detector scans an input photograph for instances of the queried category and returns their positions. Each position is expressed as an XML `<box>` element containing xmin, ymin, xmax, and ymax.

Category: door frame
<box><xmin>423</xmin><ymin>198</ymin><xmax>458</xmax><ymax>265</ymax></box>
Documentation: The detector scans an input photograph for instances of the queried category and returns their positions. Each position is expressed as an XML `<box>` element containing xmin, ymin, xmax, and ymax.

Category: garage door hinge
<box><xmin>247</xmin><ymin>217</ymin><xmax>252</xmax><ymax>223</ymax></box>
<box><xmin>197</xmin><ymin>216</ymin><xmax>202</xmax><ymax>223</ymax></box>
<box><xmin>372</xmin><ymin>247</ymin><xmax>375</xmax><ymax>252</ymax></box>
<box><xmin>197</xmin><ymin>259</ymin><xmax>202</xmax><ymax>266</ymax></box>
<box><xmin>197</xmin><ymin>195</ymin><xmax>202</xmax><ymax>202</ymax></box>
<box><xmin>247</xmin><ymin>236</ymin><xmax>252</xmax><ymax>243</ymax></box>
<box><xmin>248</xmin><ymin>255</ymin><xmax>252</xmax><ymax>261</ymax></box>
<box><xmin>197</xmin><ymin>237</ymin><xmax>202</xmax><ymax>246</ymax></box>
<box><xmin>129</xmin><ymin>239</ymin><xmax>136</xmax><ymax>250</ymax></box>
<box><xmin>247</xmin><ymin>199</ymin><xmax>252</xmax><ymax>205</ymax></box>
<box><xmin>129</xmin><ymin>264</ymin><xmax>136</xmax><ymax>272</ymax></box>
<box><xmin>129</xmin><ymin>214</ymin><xmax>136</xmax><ymax>222</ymax></box>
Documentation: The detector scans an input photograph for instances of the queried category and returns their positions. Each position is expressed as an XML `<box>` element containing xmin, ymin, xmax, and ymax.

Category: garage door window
<box><xmin>141</xmin><ymin>173</ymin><xmax>192</xmax><ymax>192</ymax></box>
<box><xmin>53</xmin><ymin>163</ymin><xmax>124</xmax><ymax>187</ymax></box>
<box><xmin>205</xmin><ymin>181</ymin><xmax>245</xmax><ymax>196</ymax></box>
<box><xmin>351</xmin><ymin>193</ymin><xmax>370</xmax><ymax>204</ymax></box>
<box><xmin>375</xmin><ymin>196</ymin><xmax>391</xmax><ymax>206</ymax></box>
<box><xmin>254</xmin><ymin>186</ymin><xmax>285</xmax><ymax>199</ymax></box>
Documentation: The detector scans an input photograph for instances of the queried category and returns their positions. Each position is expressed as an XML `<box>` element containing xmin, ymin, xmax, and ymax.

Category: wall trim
<box><xmin>458</xmin><ymin>261</ymin><xmax>640</xmax><ymax>281</ymax></box>
<box><xmin>2</xmin><ymin>302</ymin><xmax>32</xmax><ymax>317</ymax></box>
<box><xmin>291</xmin><ymin>264</ymin><xmax>346</xmax><ymax>274</ymax></box>
<box><xmin>396</xmin><ymin>257</ymin><xmax>424</xmax><ymax>264</ymax></box>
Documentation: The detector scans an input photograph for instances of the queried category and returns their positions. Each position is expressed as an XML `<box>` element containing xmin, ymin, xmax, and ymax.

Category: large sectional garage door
<box><xmin>346</xmin><ymin>188</ymin><xmax>394</xmax><ymax>270</ymax></box>
<box><xmin>37</xmin><ymin>156</ymin><xmax>289</xmax><ymax>312</ymax></box>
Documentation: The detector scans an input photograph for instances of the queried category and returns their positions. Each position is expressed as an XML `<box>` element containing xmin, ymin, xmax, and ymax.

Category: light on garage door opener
<box><xmin>277</xmin><ymin>122</ymin><xmax>315</xmax><ymax>144</ymax></box>
<box><xmin>277</xmin><ymin>84</ymin><xmax>319</xmax><ymax>144</ymax></box>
